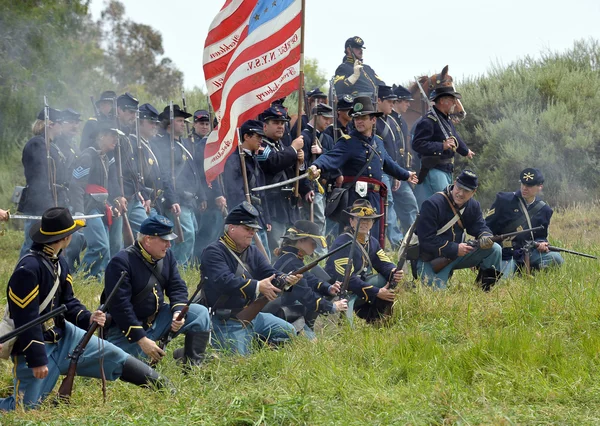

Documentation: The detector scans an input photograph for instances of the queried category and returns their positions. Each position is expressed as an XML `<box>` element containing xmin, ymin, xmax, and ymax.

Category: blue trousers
<box><xmin>345</xmin><ymin>274</ymin><xmax>387</xmax><ymax>324</ymax></box>
<box><xmin>392</xmin><ymin>180</ymin><xmax>419</xmax><ymax>235</ymax></box>
<box><xmin>417</xmin><ymin>243</ymin><xmax>502</xmax><ymax>289</ymax></box>
<box><xmin>109</xmin><ymin>215</ymin><xmax>124</xmax><ymax>258</ymax></box>
<box><xmin>128</xmin><ymin>198</ymin><xmax>151</xmax><ymax>234</ymax></box>
<box><xmin>382</xmin><ymin>174</ymin><xmax>403</xmax><ymax>247</ymax></box>
<box><xmin>167</xmin><ymin>206</ymin><xmax>196</xmax><ymax>266</ymax></box>
<box><xmin>194</xmin><ymin>207</ymin><xmax>224</xmax><ymax>263</ymax></box>
<box><xmin>18</xmin><ymin>219</ymin><xmax>35</xmax><ymax>258</ymax></box>
<box><xmin>414</xmin><ymin>168</ymin><xmax>452</xmax><ymax>208</ymax></box>
<box><xmin>211</xmin><ymin>312</ymin><xmax>295</xmax><ymax>356</ymax></box>
<box><xmin>0</xmin><ymin>322</ymin><xmax>128</xmax><ymax>411</ymax></box>
<box><xmin>80</xmin><ymin>209</ymin><xmax>110</xmax><ymax>279</ymax></box>
<box><xmin>501</xmin><ymin>250</ymin><xmax>564</xmax><ymax>278</ymax></box>
<box><xmin>106</xmin><ymin>303</ymin><xmax>211</xmax><ymax>359</ymax></box>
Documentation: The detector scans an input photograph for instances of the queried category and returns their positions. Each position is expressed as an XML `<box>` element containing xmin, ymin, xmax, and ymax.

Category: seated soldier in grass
<box><xmin>267</xmin><ymin>220</ymin><xmax>348</xmax><ymax>337</ymax></box>
<box><xmin>200</xmin><ymin>202</ymin><xmax>302</xmax><ymax>356</ymax></box>
<box><xmin>325</xmin><ymin>200</ymin><xmax>403</xmax><ymax>323</ymax></box>
<box><xmin>416</xmin><ymin>170</ymin><xmax>502</xmax><ymax>290</ymax></box>
<box><xmin>486</xmin><ymin>168</ymin><xmax>563</xmax><ymax>277</ymax></box>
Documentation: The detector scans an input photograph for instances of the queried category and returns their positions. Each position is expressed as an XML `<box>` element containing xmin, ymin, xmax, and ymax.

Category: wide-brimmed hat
<box><xmin>281</xmin><ymin>220</ymin><xmax>327</xmax><ymax>250</ymax></box>
<box><xmin>344</xmin><ymin>199</ymin><xmax>383</xmax><ymax>220</ymax></box>
<box><xmin>350</xmin><ymin>96</ymin><xmax>383</xmax><ymax>117</ymax></box>
<box><xmin>30</xmin><ymin>207</ymin><xmax>86</xmax><ymax>244</ymax></box>
<box><xmin>430</xmin><ymin>86</ymin><xmax>462</xmax><ymax>101</ymax></box>
<box><xmin>158</xmin><ymin>104</ymin><xmax>193</xmax><ymax>121</ymax></box>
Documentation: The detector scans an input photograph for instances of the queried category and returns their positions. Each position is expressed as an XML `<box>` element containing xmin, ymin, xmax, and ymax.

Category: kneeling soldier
<box><xmin>201</xmin><ymin>202</ymin><xmax>302</xmax><ymax>356</ymax></box>
<box><xmin>416</xmin><ymin>170</ymin><xmax>502</xmax><ymax>290</ymax></box>
<box><xmin>486</xmin><ymin>168</ymin><xmax>563</xmax><ymax>277</ymax></box>
<box><xmin>325</xmin><ymin>200</ymin><xmax>403</xmax><ymax>322</ymax></box>
<box><xmin>0</xmin><ymin>208</ymin><xmax>168</xmax><ymax>411</ymax></box>
<box><xmin>103</xmin><ymin>215</ymin><xmax>212</xmax><ymax>366</ymax></box>
<box><xmin>269</xmin><ymin>220</ymin><xmax>348</xmax><ymax>336</ymax></box>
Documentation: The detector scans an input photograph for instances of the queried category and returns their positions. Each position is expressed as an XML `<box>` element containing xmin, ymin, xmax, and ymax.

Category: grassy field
<box><xmin>0</xmin><ymin>204</ymin><xmax>599</xmax><ymax>424</ymax></box>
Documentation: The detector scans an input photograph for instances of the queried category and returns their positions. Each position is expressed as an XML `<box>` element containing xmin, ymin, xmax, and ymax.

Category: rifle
<box><xmin>169</xmin><ymin>101</ymin><xmax>185</xmax><ymax>243</ymax></box>
<box><xmin>236</xmin><ymin>240</ymin><xmax>352</xmax><ymax>323</ymax></box>
<box><xmin>181</xmin><ymin>90</ymin><xmax>193</xmax><ymax>139</ymax></box>
<box><xmin>44</xmin><ymin>96</ymin><xmax>58</xmax><ymax>207</ymax></box>
<box><xmin>90</xmin><ymin>95</ymin><xmax>101</xmax><ymax>118</ymax></box>
<box><xmin>377</xmin><ymin>215</ymin><xmax>419</xmax><ymax>318</ymax></box>
<box><xmin>339</xmin><ymin>219</ymin><xmax>361</xmax><ymax>301</ymax></box>
<box><xmin>207</xmin><ymin>95</ymin><xmax>214</xmax><ymax>132</ymax></box>
<box><xmin>526</xmin><ymin>241</ymin><xmax>597</xmax><ymax>260</ymax></box>
<box><xmin>57</xmin><ymin>271</ymin><xmax>128</xmax><ymax>402</ymax></box>
<box><xmin>329</xmin><ymin>77</ymin><xmax>338</xmax><ymax>140</ymax></box>
<box><xmin>308</xmin><ymin>108</ymin><xmax>318</xmax><ymax>223</ymax></box>
<box><xmin>135</xmin><ymin>107</ymin><xmax>145</xmax><ymax>187</ymax></box>
<box><xmin>430</xmin><ymin>226</ymin><xmax>545</xmax><ymax>273</ymax></box>
<box><xmin>237</xmin><ymin>129</ymin><xmax>270</xmax><ymax>260</ymax></box>
<box><xmin>0</xmin><ymin>305</ymin><xmax>66</xmax><ymax>344</ymax></box>
<box><xmin>156</xmin><ymin>280</ymin><xmax>203</xmax><ymax>353</ymax></box>
<box><xmin>112</xmin><ymin>98</ymin><xmax>135</xmax><ymax>247</ymax></box>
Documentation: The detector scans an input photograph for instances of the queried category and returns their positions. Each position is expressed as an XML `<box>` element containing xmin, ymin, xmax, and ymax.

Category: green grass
<box><xmin>1</xmin><ymin>206</ymin><xmax>600</xmax><ymax>424</ymax></box>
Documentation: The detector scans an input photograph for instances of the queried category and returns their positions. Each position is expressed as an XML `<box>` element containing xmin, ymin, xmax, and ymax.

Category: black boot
<box><xmin>120</xmin><ymin>356</ymin><xmax>175</xmax><ymax>393</ymax></box>
<box><xmin>478</xmin><ymin>268</ymin><xmax>502</xmax><ymax>292</ymax></box>
<box><xmin>177</xmin><ymin>331</ymin><xmax>211</xmax><ymax>367</ymax></box>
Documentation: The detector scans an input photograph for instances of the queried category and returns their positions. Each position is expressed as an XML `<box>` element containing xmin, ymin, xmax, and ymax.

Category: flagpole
<box><xmin>293</xmin><ymin>0</ymin><xmax>306</xmax><ymax>198</ymax></box>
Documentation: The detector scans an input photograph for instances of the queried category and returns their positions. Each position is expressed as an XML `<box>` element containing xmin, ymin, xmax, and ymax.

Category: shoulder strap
<box><xmin>219</xmin><ymin>240</ymin><xmax>252</xmax><ymax>276</ymax></box>
<box><xmin>355</xmin><ymin>242</ymin><xmax>373</xmax><ymax>272</ymax></box>
<box><xmin>277</xmin><ymin>256</ymin><xmax>297</xmax><ymax>274</ymax></box>
<box><xmin>377</xmin><ymin>117</ymin><xmax>393</xmax><ymax>142</ymax></box>
<box><xmin>501</xmin><ymin>197</ymin><xmax>546</xmax><ymax>235</ymax></box>
<box><xmin>517</xmin><ymin>197</ymin><xmax>547</xmax><ymax>241</ymax></box>
<box><xmin>439</xmin><ymin>192</ymin><xmax>465</xmax><ymax>230</ymax></box>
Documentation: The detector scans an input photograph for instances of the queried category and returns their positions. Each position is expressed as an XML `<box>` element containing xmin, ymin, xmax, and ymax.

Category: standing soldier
<box><xmin>200</xmin><ymin>202</ymin><xmax>302</xmax><ymax>356</ymax></box>
<box><xmin>486</xmin><ymin>168</ymin><xmax>563</xmax><ymax>277</ymax></box>
<box><xmin>300</xmin><ymin>103</ymin><xmax>334</xmax><ymax>233</ymax></box>
<box><xmin>290</xmin><ymin>87</ymin><xmax>328</xmax><ymax>137</ymax></box>
<box><xmin>257</xmin><ymin>105</ymin><xmax>305</xmax><ymax>252</ymax></box>
<box><xmin>191</xmin><ymin>109</ymin><xmax>227</xmax><ymax>262</ymax></box>
<box><xmin>308</xmin><ymin>96</ymin><xmax>418</xmax><ymax>248</ymax></box>
<box><xmin>151</xmin><ymin>104</ymin><xmax>204</xmax><ymax>265</ymax></box>
<box><xmin>81</xmin><ymin>90</ymin><xmax>115</xmax><ymax>150</ymax></box>
<box><xmin>223</xmin><ymin>120</ymin><xmax>271</xmax><ymax>254</ymax></box>
<box><xmin>70</xmin><ymin>122</ymin><xmax>121</xmax><ymax>279</ymax></box>
<box><xmin>103</xmin><ymin>215</ymin><xmax>212</xmax><ymax>366</ymax></box>
<box><xmin>416</xmin><ymin>170</ymin><xmax>502</xmax><ymax>290</ymax></box>
<box><xmin>333</xmin><ymin>36</ymin><xmax>385</xmax><ymax>98</ymax></box>
<box><xmin>412</xmin><ymin>86</ymin><xmax>475</xmax><ymax>207</ymax></box>
<box><xmin>18</xmin><ymin>107</ymin><xmax>65</xmax><ymax>257</ymax></box>
<box><xmin>324</xmin><ymin>94</ymin><xmax>354</xmax><ymax>141</ymax></box>
<box><xmin>390</xmin><ymin>85</ymin><xmax>419</xmax><ymax>236</ymax></box>
<box><xmin>128</xmin><ymin>103</ymin><xmax>162</xmax><ymax>231</ymax></box>
<box><xmin>0</xmin><ymin>207</ymin><xmax>171</xmax><ymax>411</ymax></box>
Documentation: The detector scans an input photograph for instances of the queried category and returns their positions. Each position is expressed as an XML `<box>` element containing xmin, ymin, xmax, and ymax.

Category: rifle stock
<box><xmin>57</xmin><ymin>271</ymin><xmax>128</xmax><ymax>402</ymax></box>
<box><xmin>235</xmin><ymin>241</ymin><xmax>352</xmax><ymax>323</ymax></box>
<box><xmin>430</xmin><ymin>226</ymin><xmax>544</xmax><ymax>273</ymax></box>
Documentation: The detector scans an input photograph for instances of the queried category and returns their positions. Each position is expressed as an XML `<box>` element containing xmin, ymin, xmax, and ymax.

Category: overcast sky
<box><xmin>90</xmin><ymin>0</ymin><xmax>600</xmax><ymax>90</ymax></box>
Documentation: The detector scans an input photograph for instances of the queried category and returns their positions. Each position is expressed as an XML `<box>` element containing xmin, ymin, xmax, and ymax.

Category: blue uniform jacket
<box><xmin>273</xmin><ymin>246</ymin><xmax>334</xmax><ymax>314</ymax></box>
<box><xmin>191</xmin><ymin>132</ymin><xmax>223</xmax><ymax>206</ymax></box>
<box><xmin>389</xmin><ymin>111</ymin><xmax>414</xmax><ymax>170</ymax></box>
<box><xmin>376</xmin><ymin>115</ymin><xmax>403</xmax><ymax>164</ymax></box>
<box><xmin>129</xmin><ymin>134</ymin><xmax>163</xmax><ymax>203</ymax></box>
<box><xmin>417</xmin><ymin>186</ymin><xmax>492</xmax><ymax>261</ymax></box>
<box><xmin>325</xmin><ymin>232</ymin><xmax>395</xmax><ymax>303</ymax></box>
<box><xmin>201</xmin><ymin>234</ymin><xmax>285</xmax><ymax>310</ymax></box>
<box><xmin>485</xmin><ymin>190</ymin><xmax>553</xmax><ymax>261</ymax></box>
<box><xmin>412</xmin><ymin>107</ymin><xmax>469</xmax><ymax>173</ymax></box>
<box><xmin>104</xmin><ymin>243</ymin><xmax>189</xmax><ymax>343</ymax></box>
<box><xmin>312</xmin><ymin>129</ymin><xmax>410</xmax><ymax>182</ymax></box>
<box><xmin>70</xmin><ymin>147</ymin><xmax>113</xmax><ymax>214</ymax></box>
<box><xmin>107</xmin><ymin>132</ymin><xmax>142</xmax><ymax>202</ymax></box>
<box><xmin>333</xmin><ymin>56</ymin><xmax>385</xmax><ymax>97</ymax></box>
<box><xmin>8</xmin><ymin>244</ymin><xmax>92</xmax><ymax>368</ymax></box>
<box><xmin>223</xmin><ymin>148</ymin><xmax>271</xmax><ymax>227</ymax></box>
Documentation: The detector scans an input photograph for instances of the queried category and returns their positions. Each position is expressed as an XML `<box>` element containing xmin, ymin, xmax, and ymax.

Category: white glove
<box><xmin>347</xmin><ymin>61</ymin><xmax>363</xmax><ymax>85</ymax></box>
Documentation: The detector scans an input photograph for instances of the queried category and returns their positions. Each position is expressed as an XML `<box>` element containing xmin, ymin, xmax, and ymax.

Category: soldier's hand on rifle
<box><xmin>305</xmin><ymin>191</ymin><xmax>315</xmax><ymax>203</ymax></box>
<box><xmin>334</xmin><ymin>299</ymin><xmax>348</xmax><ymax>312</ymax></box>
<box><xmin>215</xmin><ymin>196</ymin><xmax>227</xmax><ymax>210</ymax></box>
<box><xmin>536</xmin><ymin>241</ymin><xmax>550</xmax><ymax>253</ymax></box>
<box><xmin>171</xmin><ymin>203</ymin><xmax>181</xmax><ymax>216</ymax></box>
<box><xmin>200</xmin><ymin>200</ymin><xmax>208</xmax><ymax>212</ymax></box>
<box><xmin>171</xmin><ymin>311</ymin><xmax>185</xmax><ymax>332</ymax></box>
<box><xmin>376</xmin><ymin>283</ymin><xmax>395</xmax><ymax>302</ymax></box>
<box><xmin>143</xmin><ymin>200</ymin><xmax>151</xmax><ymax>215</ymax></box>
<box><xmin>285</xmin><ymin>274</ymin><xmax>303</xmax><ymax>287</ymax></box>
<box><xmin>407</xmin><ymin>172</ymin><xmax>418</xmax><ymax>185</ymax></box>
<box><xmin>138</xmin><ymin>336</ymin><xmax>166</xmax><ymax>363</ymax></box>
<box><xmin>291</xmin><ymin>136</ymin><xmax>304</xmax><ymax>151</ymax></box>
<box><xmin>296</xmin><ymin>148</ymin><xmax>305</xmax><ymax>163</ymax></box>
<box><xmin>443</xmin><ymin>138</ymin><xmax>457</xmax><ymax>151</ymax></box>
<box><xmin>457</xmin><ymin>243</ymin><xmax>475</xmax><ymax>257</ymax></box>
<box><xmin>115</xmin><ymin>196</ymin><xmax>128</xmax><ymax>214</ymax></box>
<box><xmin>392</xmin><ymin>268</ymin><xmax>404</xmax><ymax>283</ymax></box>
<box><xmin>258</xmin><ymin>275</ymin><xmax>281</xmax><ymax>301</ymax></box>
<box><xmin>308</xmin><ymin>165</ymin><xmax>321</xmax><ymax>181</ymax></box>
<box><xmin>478</xmin><ymin>235</ymin><xmax>494</xmax><ymax>250</ymax></box>
<box><xmin>329</xmin><ymin>281</ymin><xmax>341</xmax><ymax>296</ymax></box>
<box><xmin>90</xmin><ymin>310</ymin><xmax>106</xmax><ymax>327</ymax></box>
<box><xmin>311</xmin><ymin>144</ymin><xmax>322</xmax><ymax>155</ymax></box>
<box><xmin>32</xmin><ymin>365</ymin><xmax>49</xmax><ymax>379</ymax></box>
<box><xmin>467</xmin><ymin>149</ymin><xmax>475</xmax><ymax>159</ymax></box>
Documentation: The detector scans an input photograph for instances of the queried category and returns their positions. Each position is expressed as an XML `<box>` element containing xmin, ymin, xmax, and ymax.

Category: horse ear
<box><xmin>392</xmin><ymin>83</ymin><xmax>397</xmax><ymax>89</ymax></box>
<box><xmin>440</xmin><ymin>65</ymin><xmax>449</xmax><ymax>79</ymax></box>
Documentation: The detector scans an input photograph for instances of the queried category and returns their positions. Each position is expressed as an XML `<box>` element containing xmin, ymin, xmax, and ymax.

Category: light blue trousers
<box><xmin>414</xmin><ymin>168</ymin><xmax>452</xmax><ymax>208</ymax></box>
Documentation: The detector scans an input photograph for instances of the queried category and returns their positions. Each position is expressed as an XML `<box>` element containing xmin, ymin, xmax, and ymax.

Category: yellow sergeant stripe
<box><xmin>125</xmin><ymin>325</ymin><xmax>143</xmax><ymax>337</ymax></box>
<box><xmin>171</xmin><ymin>303</ymin><xmax>186</xmax><ymax>310</ymax></box>
<box><xmin>334</xmin><ymin>258</ymin><xmax>353</xmax><ymax>276</ymax></box>
<box><xmin>438</xmin><ymin>241</ymin><xmax>449</xmax><ymax>257</ymax></box>
<box><xmin>9</xmin><ymin>286</ymin><xmax>39</xmax><ymax>309</ymax></box>
<box><xmin>315</xmin><ymin>297</ymin><xmax>321</xmax><ymax>312</ymax></box>
<box><xmin>22</xmin><ymin>340</ymin><xmax>44</xmax><ymax>352</ymax></box>
<box><xmin>362</xmin><ymin>285</ymin><xmax>373</xmax><ymax>302</ymax></box>
<box><xmin>376</xmin><ymin>249</ymin><xmax>391</xmax><ymax>263</ymax></box>
<box><xmin>239</xmin><ymin>279</ymin><xmax>252</xmax><ymax>299</ymax></box>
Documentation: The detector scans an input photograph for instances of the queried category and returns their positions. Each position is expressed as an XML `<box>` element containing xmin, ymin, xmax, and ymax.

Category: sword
<box><xmin>252</xmin><ymin>172</ymin><xmax>324</xmax><ymax>193</ymax></box>
<box><xmin>8</xmin><ymin>213</ymin><xmax>104</xmax><ymax>220</ymax></box>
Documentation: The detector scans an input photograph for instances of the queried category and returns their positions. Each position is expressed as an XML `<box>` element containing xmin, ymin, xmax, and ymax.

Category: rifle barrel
<box><xmin>0</xmin><ymin>305</ymin><xmax>67</xmax><ymax>344</ymax></box>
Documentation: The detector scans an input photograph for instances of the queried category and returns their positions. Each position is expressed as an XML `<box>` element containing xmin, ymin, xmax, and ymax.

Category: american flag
<box><xmin>203</xmin><ymin>0</ymin><xmax>303</xmax><ymax>182</ymax></box>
